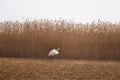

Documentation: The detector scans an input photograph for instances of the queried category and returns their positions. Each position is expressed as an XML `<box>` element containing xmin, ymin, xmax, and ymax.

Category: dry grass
<box><xmin>0</xmin><ymin>58</ymin><xmax>120</xmax><ymax>80</ymax></box>
<box><xmin>0</xmin><ymin>19</ymin><xmax>120</xmax><ymax>60</ymax></box>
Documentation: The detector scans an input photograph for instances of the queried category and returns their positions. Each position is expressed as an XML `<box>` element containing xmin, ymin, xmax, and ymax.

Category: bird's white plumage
<box><xmin>48</xmin><ymin>49</ymin><xmax>59</xmax><ymax>56</ymax></box>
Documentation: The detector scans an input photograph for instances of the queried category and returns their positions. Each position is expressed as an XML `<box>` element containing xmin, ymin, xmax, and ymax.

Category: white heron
<box><xmin>48</xmin><ymin>48</ymin><xmax>60</xmax><ymax>57</ymax></box>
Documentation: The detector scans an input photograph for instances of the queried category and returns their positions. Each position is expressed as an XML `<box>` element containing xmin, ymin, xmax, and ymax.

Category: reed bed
<box><xmin>0</xmin><ymin>19</ymin><xmax>120</xmax><ymax>60</ymax></box>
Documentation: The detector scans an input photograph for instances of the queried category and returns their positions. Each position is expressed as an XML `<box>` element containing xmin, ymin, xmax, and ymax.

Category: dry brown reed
<box><xmin>0</xmin><ymin>19</ymin><xmax>120</xmax><ymax>60</ymax></box>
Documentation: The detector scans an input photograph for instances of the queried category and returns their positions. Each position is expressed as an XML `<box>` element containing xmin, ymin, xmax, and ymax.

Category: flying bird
<box><xmin>48</xmin><ymin>48</ymin><xmax>60</xmax><ymax>57</ymax></box>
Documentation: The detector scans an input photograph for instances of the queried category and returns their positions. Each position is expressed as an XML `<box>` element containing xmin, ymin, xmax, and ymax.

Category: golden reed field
<box><xmin>0</xmin><ymin>19</ymin><xmax>120</xmax><ymax>80</ymax></box>
<box><xmin>0</xmin><ymin>19</ymin><xmax>120</xmax><ymax>60</ymax></box>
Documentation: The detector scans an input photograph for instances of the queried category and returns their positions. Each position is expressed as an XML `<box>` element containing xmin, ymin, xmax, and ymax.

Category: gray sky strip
<box><xmin>0</xmin><ymin>0</ymin><xmax>120</xmax><ymax>23</ymax></box>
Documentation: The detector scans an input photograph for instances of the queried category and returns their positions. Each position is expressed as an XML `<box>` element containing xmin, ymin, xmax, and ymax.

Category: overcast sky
<box><xmin>0</xmin><ymin>0</ymin><xmax>120</xmax><ymax>23</ymax></box>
